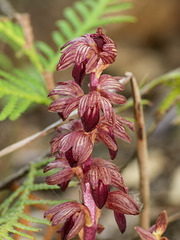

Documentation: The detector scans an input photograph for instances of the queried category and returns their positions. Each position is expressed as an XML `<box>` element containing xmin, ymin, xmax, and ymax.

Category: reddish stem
<box><xmin>90</xmin><ymin>72</ymin><xmax>98</xmax><ymax>91</ymax></box>
<box><xmin>83</xmin><ymin>182</ymin><xmax>97</xmax><ymax>239</ymax></box>
<box><xmin>82</xmin><ymin>157</ymin><xmax>97</xmax><ymax>239</ymax></box>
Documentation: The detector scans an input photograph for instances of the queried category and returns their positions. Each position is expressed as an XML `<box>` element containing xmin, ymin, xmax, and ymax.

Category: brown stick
<box><xmin>0</xmin><ymin>119</ymin><xmax>62</xmax><ymax>159</ymax></box>
<box><xmin>128</xmin><ymin>72</ymin><xmax>150</xmax><ymax>229</ymax></box>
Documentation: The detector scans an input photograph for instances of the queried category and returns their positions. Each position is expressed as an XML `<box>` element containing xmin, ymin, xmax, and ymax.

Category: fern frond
<box><xmin>20</xmin><ymin>213</ymin><xmax>51</xmax><ymax>226</ymax></box>
<box><xmin>26</xmin><ymin>199</ymin><xmax>69</xmax><ymax>206</ymax></box>
<box><xmin>14</xmin><ymin>223</ymin><xmax>41</xmax><ymax>233</ymax></box>
<box><xmin>0</xmin><ymin>53</ymin><xmax>13</xmax><ymax>70</ymax></box>
<box><xmin>156</xmin><ymin>88</ymin><xmax>180</xmax><ymax>116</ymax></box>
<box><xmin>104</xmin><ymin>2</ymin><xmax>133</xmax><ymax>14</ymax></box>
<box><xmin>0</xmin><ymin>159</ymin><xmax>78</xmax><ymax>239</ymax></box>
<box><xmin>0</xmin><ymin>69</ymin><xmax>50</xmax><ymax>121</ymax></box>
<box><xmin>6</xmin><ymin>228</ymin><xmax>35</xmax><ymax>240</ymax></box>
<box><xmin>0</xmin><ymin>18</ymin><xmax>24</xmax><ymax>50</ymax></box>
<box><xmin>0</xmin><ymin>18</ymin><xmax>43</xmax><ymax>72</ymax></box>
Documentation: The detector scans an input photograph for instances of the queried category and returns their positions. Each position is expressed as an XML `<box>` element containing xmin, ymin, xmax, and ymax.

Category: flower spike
<box><xmin>45</xmin><ymin>27</ymin><xmax>140</xmax><ymax>239</ymax></box>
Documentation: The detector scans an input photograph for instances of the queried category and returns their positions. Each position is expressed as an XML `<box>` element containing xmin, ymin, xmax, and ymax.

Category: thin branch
<box><xmin>128</xmin><ymin>72</ymin><xmax>150</xmax><ymax>229</ymax></box>
<box><xmin>0</xmin><ymin>150</ymin><xmax>50</xmax><ymax>190</ymax></box>
<box><xmin>0</xmin><ymin>112</ymin><xmax>77</xmax><ymax>159</ymax></box>
<box><xmin>0</xmin><ymin>0</ymin><xmax>15</xmax><ymax>17</ymax></box>
<box><xmin>42</xmin><ymin>71</ymin><xmax>56</xmax><ymax>95</ymax></box>
<box><xmin>168</xmin><ymin>211</ymin><xmax>180</xmax><ymax>224</ymax></box>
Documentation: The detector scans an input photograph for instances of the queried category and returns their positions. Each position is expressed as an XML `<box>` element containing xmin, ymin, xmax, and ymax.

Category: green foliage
<box><xmin>0</xmin><ymin>0</ymin><xmax>135</xmax><ymax>121</ymax></box>
<box><xmin>0</xmin><ymin>158</ymin><xmax>77</xmax><ymax>240</ymax></box>
<box><xmin>140</xmin><ymin>68</ymin><xmax>180</xmax><ymax>125</ymax></box>
<box><xmin>0</xmin><ymin>69</ymin><xmax>50</xmax><ymax>121</ymax></box>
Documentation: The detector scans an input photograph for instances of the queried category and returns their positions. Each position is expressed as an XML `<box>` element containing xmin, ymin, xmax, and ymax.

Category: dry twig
<box><xmin>128</xmin><ymin>72</ymin><xmax>150</xmax><ymax>229</ymax></box>
<box><xmin>0</xmin><ymin>119</ymin><xmax>63</xmax><ymax>159</ymax></box>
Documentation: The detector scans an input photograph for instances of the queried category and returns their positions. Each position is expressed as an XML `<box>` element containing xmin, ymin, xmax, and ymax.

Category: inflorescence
<box><xmin>44</xmin><ymin>28</ymin><xmax>140</xmax><ymax>240</ymax></box>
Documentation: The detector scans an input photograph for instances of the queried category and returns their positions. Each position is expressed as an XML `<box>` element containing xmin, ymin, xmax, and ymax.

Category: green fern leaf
<box><xmin>156</xmin><ymin>88</ymin><xmax>180</xmax><ymax>116</ymax></box>
<box><xmin>74</xmin><ymin>2</ymin><xmax>90</xmax><ymax>20</ymax></box>
<box><xmin>56</xmin><ymin>20</ymin><xmax>74</xmax><ymax>39</ymax></box>
<box><xmin>0</xmin><ymin>53</ymin><xmax>13</xmax><ymax>70</ymax></box>
<box><xmin>36</xmin><ymin>41</ymin><xmax>55</xmax><ymax>62</ymax></box>
<box><xmin>64</xmin><ymin>7</ymin><xmax>82</xmax><ymax>30</ymax></box>
<box><xmin>0</xmin><ymin>68</ymin><xmax>50</xmax><ymax>121</ymax></box>
<box><xmin>104</xmin><ymin>2</ymin><xmax>133</xmax><ymax>14</ymax></box>
<box><xmin>90</xmin><ymin>15</ymin><xmax>135</xmax><ymax>28</ymax></box>
<box><xmin>30</xmin><ymin>183</ymin><xmax>60</xmax><ymax>191</ymax></box>
<box><xmin>9</xmin><ymin>99</ymin><xmax>32</xmax><ymax>121</ymax></box>
<box><xmin>52</xmin><ymin>31</ymin><xmax>65</xmax><ymax>47</ymax></box>
<box><xmin>26</xmin><ymin>199</ymin><xmax>70</xmax><ymax>206</ymax></box>
<box><xmin>0</xmin><ymin>231</ymin><xmax>14</xmax><ymax>240</ymax></box>
<box><xmin>20</xmin><ymin>213</ymin><xmax>51</xmax><ymax>226</ymax></box>
<box><xmin>14</xmin><ymin>223</ymin><xmax>41</xmax><ymax>232</ymax></box>
<box><xmin>7</xmin><ymin>228</ymin><xmax>35</xmax><ymax>239</ymax></box>
<box><xmin>84</xmin><ymin>0</ymin><xmax>96</xmax><ymax>8</ymax></box>
<box><xmin>0</xmin><ymin>96</ymin><xmax>18</xmax><ymax>121</ymax></box>
<box><xmin>0</xmin><ymin>18</ymin><xmax>24</xmax><ymax>49</ymax></box>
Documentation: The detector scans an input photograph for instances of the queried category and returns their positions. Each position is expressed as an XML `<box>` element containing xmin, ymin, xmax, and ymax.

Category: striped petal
<box><xmin>67</xmin><ymin>211</ymin><xmax>85</xmax><ymax>239</ymax></box>
<box><xmin>100</xmin><ymin>89</ymin><xmax>126</xmax><ymax>105</ymax></box>
<box><xmin>75</xmin><ymin>45</ymin><xmax>91</xmax><ymax>63</ymax></box>
<box><xmin>85</xmin><ymin>50</ymin><xmax>98</xmax><ymax>74</ymax></box>
<box><xmin>72</xmin><ymin>132</ymin><xmax>93</xmax><ymax>163</ymax></box>
<box><xmin>49</xmin><ymin>81</ymin><xmax>84</xmax><ymax>97</ymax></box>
<box><xmin>106</xmin><ymin>191</ymin><xmax>140</xmax><ymax>215</ymax></box>
<box><xmin>46</xmin><ymin>167</ymin><xmax>73</xmax><ymax>185</ymax></box>
<box><xmin>135</xmin><ymin>227</ymin><xmax>156</xmax><ymax>240</ymax></box>
<box><xmin>98</xmin><ymin>74</ymin><xmax>124</xmax><ymax>92</ymax></box>
<box><xmin>100</xmin><ymin>96</ymin><xmax>115</xmax><ymax>122</ymax></box>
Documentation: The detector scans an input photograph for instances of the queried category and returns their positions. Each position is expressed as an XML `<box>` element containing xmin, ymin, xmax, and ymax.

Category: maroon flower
<box><xmin>44</xmin><ymin>154</ymin><xmax>74</xmax><ymax>191</ymax></box>
<box><xmin>57</xmin><ymin>28</ymin><xmax>117</xmax><ymax>85</ymax></box>
<box><xmin>78</xmin><ymin>90</ymin><xmax>115</xmax><ymax>132</ymax></box>
<box><xmin>48</xmin><ymin>80</ymin><xmax>116</xmax><ymax>132</ymax></box>
<box><xmin>106</xmin><ymin>191</ymin><xmax>140</xmax><ymax>215</ymax></box>
<box><xmin>96</xmin><ymin>115</ymin><xmax>134</xmax><ymax>159</ymax></box>
<box><xmin>97</xmin><ymin>74</ymin><xmax>126</xmax><ymax>105</ymax></box>
<box><xmin>135</xmin><ymin>211</ymin><xmax>168</xmax><ymax>240</ymax></box>
<box><xmin>48</xmin><ymin>80</ymin><xmax>84</xmax><ymax>120</ymax></box>
<box><xmin>106</xmin><ymin>191</ymin><xmax>140</xmax><ymax>234</ymax></box>
<box><xmin>86</xmin><ymin>158</ymin><xmax>128</xmax><ymax>209</ymax></box>
<box><xmin>50</xmin><ymin>120</ymin><xmax>94</xmax><ymax>164</ymax></box>
<box><xmin>44</xmin><ymin>202</ymin><xmax>92</xmax><ymax>240</ymax></box>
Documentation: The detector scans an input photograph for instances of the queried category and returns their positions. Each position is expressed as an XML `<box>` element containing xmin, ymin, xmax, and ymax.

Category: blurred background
<box><xmin>0</xmin><ymin>0</ymin><xmax>180</xmax><ymax>239</ymax></box>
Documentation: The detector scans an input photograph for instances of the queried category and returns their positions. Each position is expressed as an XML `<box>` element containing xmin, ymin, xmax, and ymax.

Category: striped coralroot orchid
<box><xmin>44</xmin><ymin>28</ymin><xmax>140</xmax><ymax>240</ymax></box>
<box><xmin>135</xmin><ymin>211</ymin><xmax>169</xmax><ymax>240</ymax></box>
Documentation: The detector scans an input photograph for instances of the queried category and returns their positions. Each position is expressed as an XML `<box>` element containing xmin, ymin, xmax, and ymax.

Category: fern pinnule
<box><xmin>104</xmin><ymin>2</ymin><xmax>133</xmax><ymax>14</ymax></box>
<box><xmin>0</xmin><ymin>158</ymin><xmax>77</xmax><ymax>239</ymax></box>
<box><xmin>0</xmin><ymin>96</ymin><xmax>18</xmax><ymax>121</ymax></box>
<box><xmin>56</xmin><ymin>20</ymin><xmax>74</xmax><ymax>39</ymax></box>
<box><xmin>0</xmin><ymin>68</ymin><xmax>50</xmax><ymax>120</ymax></box>
<box><xmin>9</xmin><ymin>99</ymin><xmax>32</xmax><ymax>121</ymax></box>
<box><xmin>64</xmin><ymin>7</ymin><xmax>82</xmax><ymax>30</ymax></box>
<box><xmin>0</xmin><ymin>18</ymin><xmax>24</xmax><ymax>49</ymax></box>
<box><xmin>74</xmin><ymin>2</ymin><xmax>90</xmax><ymax>20</ymax></box>
<box><xmin>36</xmin><ymin>41</ymin><xmax>56</xmax><ymax>70</ymax></box>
